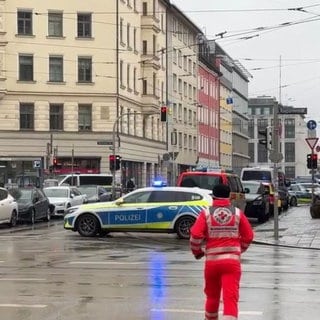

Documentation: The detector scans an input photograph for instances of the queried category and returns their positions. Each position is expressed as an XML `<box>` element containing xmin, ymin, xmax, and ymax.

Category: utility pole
<box><xmin>269</xmin><ymin>102</ymin><xmax>283</xmax><ymax>240</ymax></box>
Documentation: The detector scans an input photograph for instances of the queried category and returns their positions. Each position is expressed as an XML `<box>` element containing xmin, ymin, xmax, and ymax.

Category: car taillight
<box><xmin>269</xmin><ymin>194</ymin><xmax>274</xmax><ymax>204</ymax></box>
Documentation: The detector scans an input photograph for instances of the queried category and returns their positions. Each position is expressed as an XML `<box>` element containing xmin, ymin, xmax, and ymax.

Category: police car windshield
<box><xmin>242</xmin><ymin>171</ymin><xmax>272</xmax><ymax>181</ymax></box>
<box><xmin>180</xmin><ymin>175</ymin><xmax>222</xmax><ymax>190</ymax></box>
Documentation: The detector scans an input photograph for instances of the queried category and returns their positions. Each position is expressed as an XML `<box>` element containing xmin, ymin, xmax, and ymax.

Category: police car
<box><xmin>64</xmin><ymin>183</ymin><xmax>212</xmax><ymax>239</ymax></box>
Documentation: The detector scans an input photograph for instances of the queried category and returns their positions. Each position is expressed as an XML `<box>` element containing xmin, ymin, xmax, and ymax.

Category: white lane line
<box><xmin>0</xmin><ymin>304</ymin><xmax>47</xmax><ymax>308</ymax></box>
<box><xmin>0</xmin><ymin>278</ymin><xmax>46</xmax><ymax>282</ymax></box>
<box><xmin>69</xmin><ymin>261</ymin><xmax>143</xmax><ymax>265</ymax></box>
<box><xmin>151</xmin><ymin>309</ymin><xmax>263</xmax><ymax>316</ymax></box>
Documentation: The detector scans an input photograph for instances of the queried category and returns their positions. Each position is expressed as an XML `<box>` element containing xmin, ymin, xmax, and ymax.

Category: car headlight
<box><xmin>66</xmin><ymin>206</ymin><xmax>79</xmax><ymax>214</ymax></box>
<box><xmin>56</xmin><ymin>202</ymin><xmax>66</xmax><ymax>207</ymax></box>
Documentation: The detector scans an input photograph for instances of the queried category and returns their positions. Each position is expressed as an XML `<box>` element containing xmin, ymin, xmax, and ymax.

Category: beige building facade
<box><xmin>0</xmin><ymin>0</ymin><xmax>170</xmax><ymax>188</ymax></box>
<box><xmin>166</xmin><ymin>4</ymin><xmax>201</xmax><ymax>183</ymax></box>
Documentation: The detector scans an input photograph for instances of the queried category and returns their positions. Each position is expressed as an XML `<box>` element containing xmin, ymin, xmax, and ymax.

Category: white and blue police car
<box><xmin>64</xmin><ymin>182</ymin><xmax>212</xmax><ymax>239</ymax></box>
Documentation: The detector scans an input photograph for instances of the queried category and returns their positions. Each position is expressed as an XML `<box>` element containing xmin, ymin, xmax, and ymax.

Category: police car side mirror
<box><xmin>115</xmin><ymin>198</ymin><xmax>124</xmax><ymax>206</ymax></box>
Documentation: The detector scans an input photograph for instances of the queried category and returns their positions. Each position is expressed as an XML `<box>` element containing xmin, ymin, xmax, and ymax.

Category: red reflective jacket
<box><xmin>190</xmin><ymin>199</ymin><xmax>254</xmax><ymax>260</ymax></box>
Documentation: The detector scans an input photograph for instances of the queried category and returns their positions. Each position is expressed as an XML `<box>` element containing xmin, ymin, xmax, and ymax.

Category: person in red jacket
<box><xmin>190</xmin><ymin>183</ymin><xmax>254</xmax><ymax>320</ymax></box>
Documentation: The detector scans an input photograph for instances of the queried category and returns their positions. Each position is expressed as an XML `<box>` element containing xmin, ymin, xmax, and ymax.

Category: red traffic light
<box><xmin>160</xmin><ymin>106</ymin><xmax>167</xmax><ymax>122</ymax></box>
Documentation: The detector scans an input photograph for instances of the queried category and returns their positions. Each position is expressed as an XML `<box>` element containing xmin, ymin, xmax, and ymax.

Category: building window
<box><xmin>142</xmin><ymin>40</ymin><xmax>147</xmax><ymax>55</ymax></box>
<box><xmin>142</xmin><ymin>79</ymin><xmax>147</xmax><ymax>95</ymax></box>
<box><xmin>50</xmin><ymin>104</ymin><xmax>64</xmax><ymax>130</ymax></box>
<box><xmin>49</xmin><ymin>56</ymin><xmax>63</xmax><ymax>82</ymax></box>
<box><xmin>77</xmin><ymin>13</ymin><xmax>92</xmax><ymax>38</ymax></box>
<box><xmin>127</xmin><ymin>23</ymin><xmax>131</xmax><ymax>48</ymax></box>
<box><xmin>284</xmin><ymin>118</ymin><xmax>295</xmax><ymax>138</ymax></box>
<box><xmin>133</xmin><ymin>67</ymin><xmax>137</xmax><ymax>92</ymax></box>
<box><xmin>133</xmin><ymin>27</ymin><xmax>137</xmax><ymax>51</ymax></box>
<box><xmin>78</xmin><ymin>57</ymin><xmax>92</xmax><ymax>83</ymax></box>
<box><xmin>78</xmin><ymin>104</ymin><xmax>92</xmax><ymax>131</ymax></box>
<box><xmin>120</xmin><ymin>60</ymin><xmax>124</xmax><ymax>86</ymax></box>
<box><xmin>248</xmin><ymin>119</ymin><xmax>254</xmax><ymax>138</ymax></box>
<box><xmin>17</xmin><ymin>11</ymin><xmax>32</xmax><ymax>35</ymax></box>
<box><xmin>257</xmin><ymin>144</ymin><xmax>267</xmax><ymax>162</ymax></box>
<box><xmin>285</xmin><ymin>166</ymin><xmax>295</xmax><ymax>179</ymax></box>
<box><xmin>248</xmin><ymin>143</ymin><xmax>254</xmax><ymax>162</ymax></box>
<box><xmin>127</xmin><ymin>64</ymin><xmax>131</xmax><ymax>89</ymax></box>
<box><xmin>142</xmin><ymin>2</ymin><xmax>147</xmax><ymax>15</ymax></box>
<box><xmin>19</xmin><ymin>54</ymin><xmax>33</xmax><ymax>81</ymax></box>
<box><xmin>48</xmin><ymin>12</ymin><xmax>63</xmax><ymax>37</ymax></box>
<box><xmin>285</xmin><ymin>142</ymin><xmax>295</xmax><ymax>162</ymax></box>
<box><xmin>20</xmin><ymin>103</ymin><xmax>34</xmax><ymax>130</ymax></box>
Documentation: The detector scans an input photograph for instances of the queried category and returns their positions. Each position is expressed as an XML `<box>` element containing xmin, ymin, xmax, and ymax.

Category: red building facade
<box><xmin>197</xmin><ymin>61</ymin><xmax>220</xmax><ymax>167</ymax></box>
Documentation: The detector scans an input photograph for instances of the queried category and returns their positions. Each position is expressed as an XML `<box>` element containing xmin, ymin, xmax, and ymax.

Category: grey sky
<box><xmin>172</xmin><ymin>0</ymin><xmax>320</xmax><ymax>126</ymax></box>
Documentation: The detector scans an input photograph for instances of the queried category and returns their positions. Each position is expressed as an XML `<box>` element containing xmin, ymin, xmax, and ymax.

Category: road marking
<box><xmin>151</xmin><ymin>308</ymin><xmax>263</xmax><ymax>316</ymax></box>
<box><xmin>0</xmin><ymin>304</ymin><xmax>47</xmax><ymax>308</ymax></box>
<box><xmin>69</xmin><ymin>261</ymin><xmax>143</xmax><ymax>265</ymax></box>
<box><xmin>0</xmin><ymin>278</ymin><xmax>46</xmax><ymax>282</ymax></box>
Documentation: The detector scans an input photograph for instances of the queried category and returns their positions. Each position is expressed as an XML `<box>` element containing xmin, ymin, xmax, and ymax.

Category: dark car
<box><xmin>9</xmin><ymin>188</ymin><xmax>54</xmax><ymax>223</ymax></box>
<box><xmin>242</xmin><ymin>181</ymin><xmax>270</xmax><ymax>223</ymax></box>
<box><xmin>77</xmin><ymin>185</ymin><xmax>112</xmax><ymax>203</ymax></box>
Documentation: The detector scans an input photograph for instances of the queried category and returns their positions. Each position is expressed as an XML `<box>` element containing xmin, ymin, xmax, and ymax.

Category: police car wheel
<box><xmin>77</xmin><ymin>214</ymin><xmax>100</xmax><ymax>237</ymax></box>
<box><xmin>175</xmin><ymin>216</ymin><xmax>196</xmax><ymax>240</ymax></box>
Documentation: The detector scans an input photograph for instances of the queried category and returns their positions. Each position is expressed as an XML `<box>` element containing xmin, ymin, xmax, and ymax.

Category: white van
<box><xmin>240</xmin><ymin>167</ymin><xmax>290</xmax><ymax>188</ymax></box>
<box><xmin>58</xmin><ymin>174</ymin><xmax>113</xmax><ymax>187</ymax></box>
<box><xmin>57</xmin><ymin>173</ymin><xmax>122</xmax><ymax>199</ymax></box>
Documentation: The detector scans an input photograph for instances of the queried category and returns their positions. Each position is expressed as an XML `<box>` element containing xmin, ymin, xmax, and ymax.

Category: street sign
<box><xmin>33</xmin><ymin>160</ymin><xmax>41</xmax><ymax>169</ymax></box>
<box><xmin>97</xmin><ymin>140</ymin><xmax>113</xmax><ymax>146</ymax></box>
<box><xmin>269</xmin><ymin>152</ymin><xmax>283</xmax><ymax>163</ymax></box>
<box><xmin>307</xmin><ymin>120</ymin><xmax>317</xmax><ymax>130</ymax></box>
<box><xmin>306</xmin><ymin>137</ymin><xmax>319</xmax><ymax>150</ymax></box>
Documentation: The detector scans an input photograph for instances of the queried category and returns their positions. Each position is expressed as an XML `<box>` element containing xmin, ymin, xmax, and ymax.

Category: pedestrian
<box><xmin>126</xmin><ymin>178</ymin><xmax>135</xmax><ymax>192</ymax></box>
<box><xmin>190</xmin><ymin>183</ymin><xmax>254</xmax><ymax>320</ymax></box>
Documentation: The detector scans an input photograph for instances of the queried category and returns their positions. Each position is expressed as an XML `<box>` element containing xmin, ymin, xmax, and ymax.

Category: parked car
<box><xmin>43</xmin><ymin>186</ymin><xmax>86</xmax><ymax>216</ymax></box>
<box><xmin>260</xmin><ymin>182</ymin><xmax>281</xmax><ymax>215</ymax></box>
<box><xmin>77</xmin><ymin>185</ymin><xmax>112</xmax><ymax>203</ymax></box>
<box><xmin>64</xmin><ymin>186</ymin><xmax>212</xmax><ymax>239</ymax></box>
<box><xmin>9</xmin><ymin>188</ymin><xmax>53</xmax><ymax>223</ymax></box>
<box><xmin>242</xmin><ymin>181</ymin><xmax>270</xmax><ymax>223</ymax></box>
<box><xmin>0</xmin><ymin>187</ymin><xmax>18</xmax><ymax>227</ymax></box>
<box><xmin>288</xmin><ymin>183</ymin><xmax>320</xmax><ymax>206</ymax></box>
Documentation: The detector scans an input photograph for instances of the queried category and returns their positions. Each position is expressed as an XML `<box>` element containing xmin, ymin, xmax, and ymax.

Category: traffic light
<box><xmin>312</xmin><ymin>154</ymin><xmax>318</xmax><ymax>169</ymax></box>
<box><xmin>307</xmin><ymin>153</ymin><xmax>318</xmax><ymax>169</ymax></box>
<box><xmin>109</xmin><ymin>154</ymin><xmax>121</xmax><ymax>171</ymax></box>
<box><xmin>307</xmin><ymin>154</ymin><xmax>311</xmax><ymax>169</ymax></box>
<box><xmin>258</xmin><ymin>126</ymin><xmax>272</xmax><ymax>151</ymax></box>
<box><xmin>160</xmin><ymin>106</ymin><xmax>167</xmax><ymax>122</ymax></box>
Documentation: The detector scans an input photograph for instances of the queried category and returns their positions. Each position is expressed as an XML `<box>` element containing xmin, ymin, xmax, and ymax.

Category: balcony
<box><xmin>141</xmin><ymin>15</ymin><xmax>160</xmax><ymax>33</ymax></box>
<box><xmin>140</xmin><ymin>54</ymin><xmax>161</xmax><ymax>70</ymax></box>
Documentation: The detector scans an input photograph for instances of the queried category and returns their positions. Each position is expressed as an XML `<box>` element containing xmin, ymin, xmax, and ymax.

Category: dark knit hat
<box><xmin>212</xmin><ymin>184</ymin><xmax>230</xmax><ymax>198</ymax></box>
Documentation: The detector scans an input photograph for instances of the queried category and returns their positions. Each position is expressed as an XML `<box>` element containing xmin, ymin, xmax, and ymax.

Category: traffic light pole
<box><xmin>311</xmin><ymin>149</ymin><xmax>315</xmax><ymax>202</ymax></box>
<box><xmin>272</xmin><ymin>102</ymin><xmax>280</xmax><ymax>241</ymax></box>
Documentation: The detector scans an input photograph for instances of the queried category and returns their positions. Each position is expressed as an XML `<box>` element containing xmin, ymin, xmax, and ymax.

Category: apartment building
<box><xmin>248</xmin><ymin>96</ymin><xmax>310</xmax><ymax>178</ymax></box>
<box><xmin>215</xmin><ymin>44</ymin><xmax>233</xmax><ymax>170</ymax></box>
<box><xmin>0</xmin><ymin>0</ymin><xmax>169</xmax><ymax>188</ymax></box>
<box><xmin>197</xmin><ymin>39</ymin><xmax>221</xmax><ymax>168</ymax></box>
<box><xmin>166</xmin><ymin>4</ymin><xmax>201</xmax><ymax>182</ymax></box>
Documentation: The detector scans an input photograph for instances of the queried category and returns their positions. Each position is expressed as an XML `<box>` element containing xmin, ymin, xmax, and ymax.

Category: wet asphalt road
<box><xmin>0</xmin><ymin>214</ymin><xmax>319</xmax><ymax>320</ymax></box>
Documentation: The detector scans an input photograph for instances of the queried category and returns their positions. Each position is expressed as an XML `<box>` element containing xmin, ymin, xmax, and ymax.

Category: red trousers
<box><xmin>204</xmin><ymin>259</ymin><xmax>241</xmax><ymax>320</ymax></box>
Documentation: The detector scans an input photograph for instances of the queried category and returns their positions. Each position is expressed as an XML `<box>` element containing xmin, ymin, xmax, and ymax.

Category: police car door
<box><xmin>145</xmin><ymin>190</ymin><xmax>182</xmax><ymax>230</ymax></box>
<box><xmin>108</xmin><ymin>190</ymin><xmax>151</xmax><ymax>228</ymax></box>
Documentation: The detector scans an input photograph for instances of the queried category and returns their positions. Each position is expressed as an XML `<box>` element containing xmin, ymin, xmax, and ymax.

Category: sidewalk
<box><xmin>253</xmin><ymin>204</ymin><xmax>320</xmax><ymax>249</ymax></box>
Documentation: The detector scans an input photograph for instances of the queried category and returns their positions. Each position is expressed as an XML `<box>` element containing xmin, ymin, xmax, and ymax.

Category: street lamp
<box><xmin>111</xmin><ymin>111</ymin><xmax>158</xmax><ymax>199</ymax></box>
